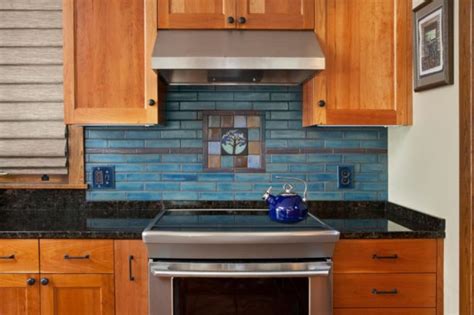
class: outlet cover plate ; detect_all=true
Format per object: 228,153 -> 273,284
337,165 -> 354,189
92,166 -> 115,189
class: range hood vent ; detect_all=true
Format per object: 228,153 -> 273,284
152,30 -> 325,86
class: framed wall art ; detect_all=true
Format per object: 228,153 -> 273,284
412,0 -> 432,10
413,0 -> 453,91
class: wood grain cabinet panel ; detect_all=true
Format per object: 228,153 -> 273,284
157,0 -> 312,29
333,239 -> 437,273
303,0 -> 412,126
334,274 -> 437,308
40,274 -> 114,315
334,309 -> 436,315
63,0 -> 161,125
114,240 -> 149,315
236,0 -> 314,29
0,240 -> 39,273
40,240 -> 113,274
0,273 -> 40,315
158,0 -> 236,29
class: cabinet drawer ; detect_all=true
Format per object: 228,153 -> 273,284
334,309 -> 436,315
334,274 -> 436,308
40,240 -> 113,273
0,239 -> 39,273
333,239 -> 437,273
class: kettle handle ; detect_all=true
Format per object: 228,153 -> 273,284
275,176 -> 308,202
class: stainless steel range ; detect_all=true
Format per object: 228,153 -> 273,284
143,209 -> 340,315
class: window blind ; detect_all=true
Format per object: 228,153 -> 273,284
0,0 -> 67,175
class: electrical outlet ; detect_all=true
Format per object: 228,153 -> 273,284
338,165 -> 354,189
92,166 -> 115,189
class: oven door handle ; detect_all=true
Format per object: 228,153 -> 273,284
150,261 -> 331,278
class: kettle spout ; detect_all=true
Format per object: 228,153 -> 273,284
262,186 -> 275,205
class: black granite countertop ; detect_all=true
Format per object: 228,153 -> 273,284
0,190 -> 445,239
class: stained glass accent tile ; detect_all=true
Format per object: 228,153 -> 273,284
247,116 -> 261,128
208,142 -> 221,155
209,116 -> 221,127
203,111 -> 265,172
248,128 -> 260,141
208,155 -> 221,168
221,156 -> 234,168
248,155 -> 261,168
235,156 -> 248,168
222,116 -> 234,128
248,142 -> 261,154
208,128 -> 221,140
234,116 -> 247,128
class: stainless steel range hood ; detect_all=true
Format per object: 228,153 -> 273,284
152,30 -> 325,85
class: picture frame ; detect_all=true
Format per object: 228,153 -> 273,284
412,0 -> 432,11
413,0 -> 453,91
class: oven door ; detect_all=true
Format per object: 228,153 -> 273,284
149,260 -> 333,315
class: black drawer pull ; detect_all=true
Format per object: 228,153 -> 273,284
129,255 -> 135,281
372,288 -> 398,295
0,254 -> 15,260
64,254 -> 90,260
372,254 -> 398,260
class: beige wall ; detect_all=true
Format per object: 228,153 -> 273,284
388,1 -> 459,314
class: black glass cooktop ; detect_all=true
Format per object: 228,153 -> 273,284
149,209 -> 333,232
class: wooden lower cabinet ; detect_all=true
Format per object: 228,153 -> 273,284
334,274 -> 436,308
334,309 -> 436,315
0,273 -> 40,315
332,239 -> 444,315
114,240 -> 148,315
40,274 -> 114,315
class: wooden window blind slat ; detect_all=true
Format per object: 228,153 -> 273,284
0,11 -> 62,29
0,29 -> 63,47
0,47 -> 63,65
0,157 -> 67,168
0,104 -> 63,121
0,0 -> 62,10
0,122 -> 66,139
0,168 -> 68,175
0,65 -> 63,84
0,140 -> 67,157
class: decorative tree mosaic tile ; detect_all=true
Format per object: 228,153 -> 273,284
203,111 -> 265,172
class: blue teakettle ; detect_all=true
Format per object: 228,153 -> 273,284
262,176 -> 308,223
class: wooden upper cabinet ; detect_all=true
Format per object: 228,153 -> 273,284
157,0 -> 313,29
236,0 -> 314,29
63,0 -> 161,125
158,0 -> 236,29
303,0 -> 412,126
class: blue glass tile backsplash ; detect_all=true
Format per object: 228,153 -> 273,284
85,86 -> 388,201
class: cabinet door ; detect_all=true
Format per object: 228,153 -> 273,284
236,0 -> 314,29
158,0 -> 236,29
114,240 -> 148,315
0,274 -> 40,315
63,0 -> 161,125
40,274 -> 114,315
303,0 -> 412,126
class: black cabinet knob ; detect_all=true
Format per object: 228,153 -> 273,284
26,278 -> 36,286
148,99 -> 156,106
227,16 -> 235,24
318,100 -> 326,107
40,278 -> 49,286
238,17 -> 246,24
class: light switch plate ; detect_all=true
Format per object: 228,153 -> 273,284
92,166 -> 115,189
